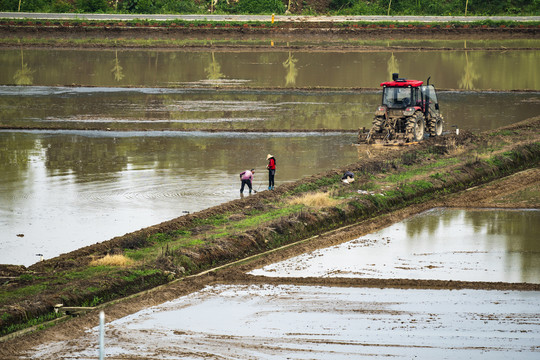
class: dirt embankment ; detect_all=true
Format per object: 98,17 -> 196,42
0,117 -> 539,355
0,22 -> 538,50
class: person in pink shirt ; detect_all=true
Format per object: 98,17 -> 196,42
240,169 -> 255,194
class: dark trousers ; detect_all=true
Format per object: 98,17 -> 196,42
268,169 -> 275,188
240,179 -> 252,193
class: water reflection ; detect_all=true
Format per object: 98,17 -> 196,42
205,52 -> 224,82
13,47 -> 34,86
464,210 -> 539,276
283,45 -> 298,86
250,208 -> 540,283
1,48 -> 538,90
111,49 -> 125,82
0,130 -> 359,266
459,41 -> 479,90
404,209 -> 540,283
387,46 -> 399,78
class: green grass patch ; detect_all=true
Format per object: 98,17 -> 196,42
358,181 -> 379,191
231,205 -> 304,230
121,269 -> 161,282
62,266 -> 115,281
125,235 -> 203,261
81,295 -> 104,307
175,237 -> 203,248
148,232 -> 171,243
0,311 -> 64,337
383,158 -> 459,183
125,246 -> 155,261
429,172 -> 447,181
192,214 -> 230,227
0,283 -> 48,303
490,129 -> 517,137
147,229 -> 192,244
367,194 -> 391,208
290,175 -> 341,194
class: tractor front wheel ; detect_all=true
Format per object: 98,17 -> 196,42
371,116 -> 385,133
406,112 -> 425,142
428,114 -> 444,136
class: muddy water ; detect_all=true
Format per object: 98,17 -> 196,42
1,42 -> 539,266
250,208 -> 540,284
27,284 -> 540,359
0,130 -> 358,266
1,87 -> 539,266
1,47 -> 539,90
1,86 -> 539,132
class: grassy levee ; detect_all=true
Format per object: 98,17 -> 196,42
1,116 -> 539,339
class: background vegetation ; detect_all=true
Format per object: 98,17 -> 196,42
0,0 -> 538,15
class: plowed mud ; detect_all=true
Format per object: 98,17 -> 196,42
1,162 -> 538,358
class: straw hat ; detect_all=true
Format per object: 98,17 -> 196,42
267,154 -> 273,160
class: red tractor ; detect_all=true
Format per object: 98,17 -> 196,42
360,73 -> 444,145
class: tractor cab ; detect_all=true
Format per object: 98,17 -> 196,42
380,74 -> 440,116
419,84 -> 441,115
381,77 -> 423,109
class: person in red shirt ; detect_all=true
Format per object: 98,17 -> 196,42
266,154 -> 276,190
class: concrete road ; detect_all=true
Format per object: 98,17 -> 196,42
1,12 -> 539,23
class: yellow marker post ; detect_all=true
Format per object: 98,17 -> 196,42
271,14 -> 275,24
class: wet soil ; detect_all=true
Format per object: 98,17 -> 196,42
1,118 -> 538,357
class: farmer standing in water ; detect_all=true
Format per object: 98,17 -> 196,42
266,154 -> 276,190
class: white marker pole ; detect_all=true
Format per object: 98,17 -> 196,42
99,311 -> 105,360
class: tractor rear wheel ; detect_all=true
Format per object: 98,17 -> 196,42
406,112 -> 425,142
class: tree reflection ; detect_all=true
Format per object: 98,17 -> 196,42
0,133 -> 37,208
405,208 -> 461,238
13,47 -> 34,85
459,41 -> 479,90
283,49 -> 298,86
111,49 -> 125,82
464,210 -> 540,281
205,52 -> 224,82
44,136 -> 127,181
387,51 -> 399,78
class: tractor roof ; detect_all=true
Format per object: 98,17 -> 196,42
381,79 -> 423,87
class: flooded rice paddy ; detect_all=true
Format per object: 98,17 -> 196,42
1,47 -> 539,90
250,208 -> 540,284
27,285 -> 540,359
0,130 -> 358,266
1,86 -> 539,132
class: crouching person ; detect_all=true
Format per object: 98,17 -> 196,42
240,169 -> 255,195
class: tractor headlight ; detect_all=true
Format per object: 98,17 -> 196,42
375,106 -> 386,116
403,107 -> 415,116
